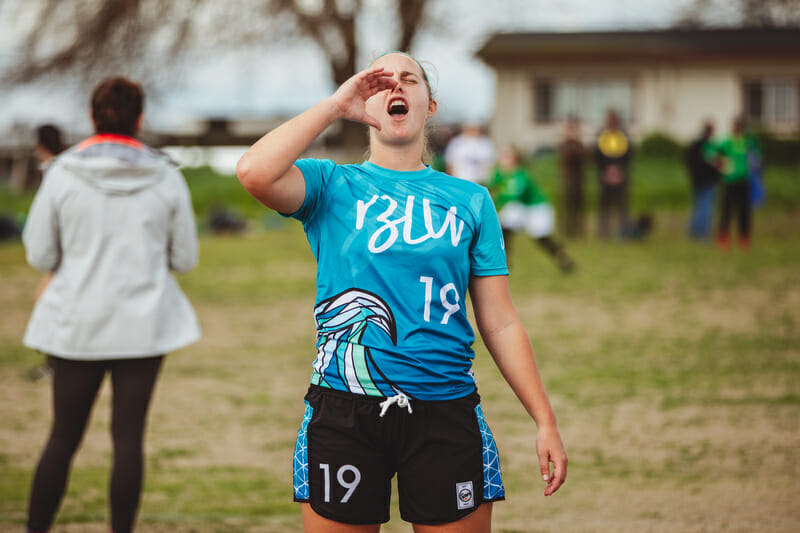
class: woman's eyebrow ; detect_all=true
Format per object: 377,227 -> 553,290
399,71 -> 418,79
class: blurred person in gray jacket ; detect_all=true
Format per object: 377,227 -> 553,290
23,77 -> 200,533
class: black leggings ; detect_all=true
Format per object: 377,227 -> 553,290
502,229 -> 574,272
27,355 -> 163,533
718,180 -> 751,239
597,183 -> 629,240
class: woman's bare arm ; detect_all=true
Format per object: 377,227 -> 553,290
236,67 -> 396,213
469,274 -> 568,496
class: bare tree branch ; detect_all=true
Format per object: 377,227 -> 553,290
675,0 -> 800,28
4,0 -> 435,85
10,0 -> 146,83
1,0 -> 436,144
398,0 -> 428,51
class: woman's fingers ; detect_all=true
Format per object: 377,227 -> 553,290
361,68 -> 397,96
537,427 -> 568,497
330,67 -> 397,127
541,449 -> 568,496
329,65 -> 398,126
543,461 -> 566,496
361,112 -> 381,130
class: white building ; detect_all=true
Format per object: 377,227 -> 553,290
476,28 -> 800,151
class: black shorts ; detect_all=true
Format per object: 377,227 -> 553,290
293,385 -> 505,525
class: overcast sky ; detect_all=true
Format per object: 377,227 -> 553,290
0,0 -> 694,136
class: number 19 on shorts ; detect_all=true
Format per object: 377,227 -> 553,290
320,463 -> 362,503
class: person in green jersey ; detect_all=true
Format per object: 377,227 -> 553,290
710,117 -> 760,250
488,147 -> 575,272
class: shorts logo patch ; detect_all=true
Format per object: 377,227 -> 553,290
456,481 -> 475,510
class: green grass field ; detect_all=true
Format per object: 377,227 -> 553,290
1,157 -> 799,532
3,153 -> 799,228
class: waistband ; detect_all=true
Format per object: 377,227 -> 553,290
304,384 -> 479,406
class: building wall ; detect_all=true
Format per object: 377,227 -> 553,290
487,58 -> 800,154
491,66 -> 534,151
490,61 -> 647,153
638,64 -> 738,141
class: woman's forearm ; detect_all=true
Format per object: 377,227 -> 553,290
236,66 -> 395,212
482,320 -> 558,428
236,97 -> 341,210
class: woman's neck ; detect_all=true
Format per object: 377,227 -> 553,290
368,140 -> 426,172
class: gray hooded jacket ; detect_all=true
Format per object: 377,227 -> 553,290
23,135 -> 201,359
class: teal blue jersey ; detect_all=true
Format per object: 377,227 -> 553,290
289,159 -> 508,400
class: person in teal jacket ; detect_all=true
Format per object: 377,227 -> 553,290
710,117 -> 760,250
488,147 -> 575,272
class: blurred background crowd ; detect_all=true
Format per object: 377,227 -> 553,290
2,1 -> 799,250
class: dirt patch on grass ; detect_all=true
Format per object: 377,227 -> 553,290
515,283 -> 798,348
2,235 -> 799,532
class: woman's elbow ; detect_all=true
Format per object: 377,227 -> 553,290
236,154 -> 278,200
26,250 -> 59,273
236,155 -> 255,189
170,248 -> 199,273
171,257 -> 197,273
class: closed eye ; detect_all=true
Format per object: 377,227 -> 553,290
400,71 -> 419,84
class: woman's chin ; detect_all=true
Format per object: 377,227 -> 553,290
376,123 -> 420,144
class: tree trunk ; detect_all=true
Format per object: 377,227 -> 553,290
329,59 -> 369,152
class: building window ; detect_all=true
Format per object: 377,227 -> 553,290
743,81 -> 763,122
533,80 -> 554,123
743,78 -> 799,129
532,78 -> 634,125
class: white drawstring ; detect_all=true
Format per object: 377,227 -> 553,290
379,393 -> 413,417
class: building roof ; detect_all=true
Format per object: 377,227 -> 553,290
477,27 -> 800,64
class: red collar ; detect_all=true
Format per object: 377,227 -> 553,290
75,134 -> 144,152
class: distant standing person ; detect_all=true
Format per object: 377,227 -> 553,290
445,123 -> 496,184
26,124 -> 66,381
594,109 -> 632,240
712,117 -> 760,251
32,124 -> 65,301
684,121 -> 720,241
35,124 -> 64,167
489,146 -> 575,273
23,77 -> 201,533
558,117 -> 587,238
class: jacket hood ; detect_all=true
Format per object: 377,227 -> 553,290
57,135 -> 176,195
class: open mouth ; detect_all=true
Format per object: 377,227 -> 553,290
388,98 -> 409,117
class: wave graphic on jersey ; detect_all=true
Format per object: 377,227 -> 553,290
312,288 -> 405,397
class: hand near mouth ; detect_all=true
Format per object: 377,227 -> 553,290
331,66 -> 398,130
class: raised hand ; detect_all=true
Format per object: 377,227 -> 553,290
237,66 -> 396,214
330,67 -> 397,130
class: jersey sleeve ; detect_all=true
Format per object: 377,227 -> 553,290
470,187 -> 509,277
286,158 -> 337,224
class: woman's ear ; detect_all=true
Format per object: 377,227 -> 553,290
135,114 -> 143,135
427,99 -> 438,118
